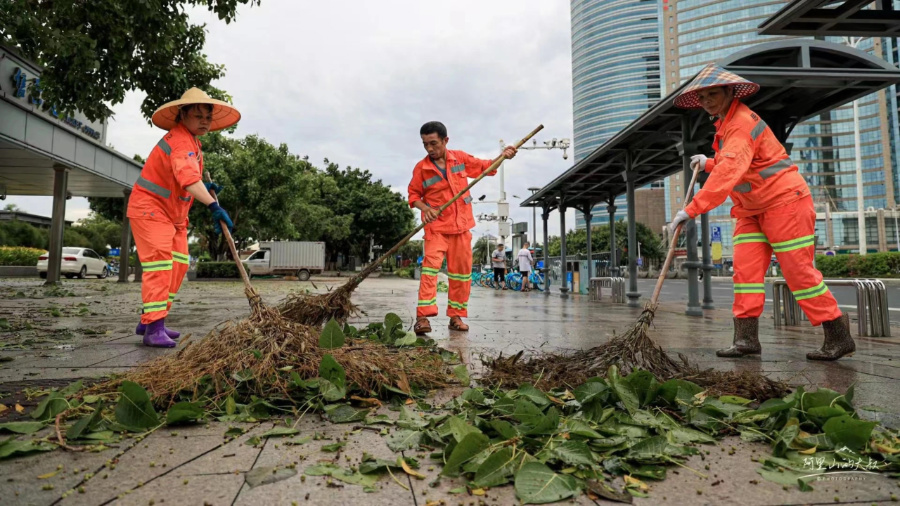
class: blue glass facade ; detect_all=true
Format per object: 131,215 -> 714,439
571,0 -> 661,162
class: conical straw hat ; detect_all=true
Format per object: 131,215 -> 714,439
151,87 -> 241,131
674,64 -> 760,109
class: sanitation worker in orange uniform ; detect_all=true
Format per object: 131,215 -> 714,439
127,88 -> 240,348
669,64 -> 854,361
409,121 -> 517,334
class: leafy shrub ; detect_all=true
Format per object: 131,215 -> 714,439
816,252 -> 900,278
196,261 -> 249,278
396,266 -> 415,279
0,246 -> 46,266
0,220 -> 48,248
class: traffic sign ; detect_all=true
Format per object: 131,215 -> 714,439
109,248 -> 120,257
825,251 -> 836,256
711,225 -> 722,242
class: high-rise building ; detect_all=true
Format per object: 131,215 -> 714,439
571,0 -> 664,227
661,0 -> 900,255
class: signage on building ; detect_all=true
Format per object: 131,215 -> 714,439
1,47 -> 105,142
513,222 -> 528,234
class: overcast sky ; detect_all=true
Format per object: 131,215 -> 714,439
8,0 -> 577,244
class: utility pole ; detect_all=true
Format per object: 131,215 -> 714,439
528,187 -> 541,246
845,36 -> 868,255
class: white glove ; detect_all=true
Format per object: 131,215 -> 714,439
668,210 -> 691,237
690,154 -> 708,171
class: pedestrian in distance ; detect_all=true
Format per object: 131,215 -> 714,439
517,242 -> 534,291
409,121 -> 517,334
127,88 -> 239,348
669,64 -> 853,361
492,243 -> 508,290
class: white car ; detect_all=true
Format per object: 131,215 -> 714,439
36,247 -> 111,279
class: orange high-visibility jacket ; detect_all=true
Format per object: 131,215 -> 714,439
408,150 -> 495,237
127,124 -> 203,225
684,100 -> 810,219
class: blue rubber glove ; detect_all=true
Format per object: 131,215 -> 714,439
208,202 -> 233,235
203,182 -> 224,195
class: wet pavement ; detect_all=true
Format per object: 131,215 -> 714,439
0,275 -> 898,505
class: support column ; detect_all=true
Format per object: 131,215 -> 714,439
542,207 -> 550,294
700,212 -> 715,309
624,163 -> 640,307
45,165 -> 69,286
607,201 -> 618,276
584,206 -> 594,281
559,203 -> 569,297
118,189 -> 133,283
681,116 -> 703,316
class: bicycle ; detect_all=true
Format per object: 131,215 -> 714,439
505,271 -> 523,291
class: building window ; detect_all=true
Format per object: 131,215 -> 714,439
676,197 -> 682,204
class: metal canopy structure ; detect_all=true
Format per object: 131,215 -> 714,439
522,39 -> 900,310
523,39 -> 900,213
759,0 -> 900,37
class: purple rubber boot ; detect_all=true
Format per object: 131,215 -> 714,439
135,322 -> 181,339
142,319 -> 176,348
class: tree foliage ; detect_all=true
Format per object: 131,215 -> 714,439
0,0 -> 259,122
547,222 -> 664,264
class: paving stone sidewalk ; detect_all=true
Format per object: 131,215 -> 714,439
0,276 -> 898,505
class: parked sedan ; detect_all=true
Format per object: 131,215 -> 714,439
36,248 -> 110,279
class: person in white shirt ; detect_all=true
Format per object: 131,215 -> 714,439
490,243 -> 508,290
517,242 -> 534,291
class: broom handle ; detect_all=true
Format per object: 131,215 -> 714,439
203,173 -> 255,293
649,164 -> 701,305
356,124 -> 544,277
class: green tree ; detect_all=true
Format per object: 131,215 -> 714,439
319,162 -> 416,264
72,213 -> 122,255
546,221 -> 664,265
3,203 -> 21,212
0,0 -> 259,122
472,237 -> 497,267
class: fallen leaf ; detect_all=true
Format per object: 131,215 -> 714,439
396,372 -> 411,395
470,488 -> 485,496
624,475 -> 649,491
874,443 -> 899,455
400,458 -> 426,480
0,404 -> 7,414
37,470 -> 59,479
350,396 -> 382,408
405,399 -> 415,405
798,446 -> 817,455
426,502 -> 442,506
15,404 -> 24,414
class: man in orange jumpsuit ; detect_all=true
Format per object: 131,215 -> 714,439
127,88 -> 240,347
669,64 -> 854,361
409,121 -> 517,334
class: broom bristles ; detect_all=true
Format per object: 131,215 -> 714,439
485,303 -> 790,401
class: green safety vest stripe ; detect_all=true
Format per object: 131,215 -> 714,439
793,281 -> 829,301
771,234 -> 816,252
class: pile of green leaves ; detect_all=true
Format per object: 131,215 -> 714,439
368,367 -> 899,503
343,313 -> 436,348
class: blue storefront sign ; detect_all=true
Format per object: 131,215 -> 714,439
109,248 -> 120,257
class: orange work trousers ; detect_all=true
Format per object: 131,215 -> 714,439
131,218 -> 190,324
417,231 -> 472,318
732,196 -> 841,326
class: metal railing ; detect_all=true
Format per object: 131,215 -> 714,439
772,278 -> 891,337
589,277 -> 626,303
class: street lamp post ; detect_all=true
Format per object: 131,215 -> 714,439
845,36 -> 868,255
528,187 -> 541,246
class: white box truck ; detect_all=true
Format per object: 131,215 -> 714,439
245,241 -> 325,281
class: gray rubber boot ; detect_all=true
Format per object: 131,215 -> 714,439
716,317 -> 761,357
807,313 -> 855,361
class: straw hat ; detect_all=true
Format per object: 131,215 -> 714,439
151,87 -> 241,131
674,64 -> 760,109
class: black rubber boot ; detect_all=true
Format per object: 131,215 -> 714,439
716,317 -> 761,357
807,313 -> 855,361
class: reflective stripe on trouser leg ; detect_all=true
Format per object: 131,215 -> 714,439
168,227 -> 189,310
417,232 -> 448,318
732,218 -> 772,319
761,196 -> 841,326
130,218 -> 177,324
446,231 -> 472,318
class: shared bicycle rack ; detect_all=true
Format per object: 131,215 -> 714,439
589,277 -> 626,304
772,278 -> 891,337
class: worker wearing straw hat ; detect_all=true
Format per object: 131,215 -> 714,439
127,88 -> 240,348
409,121 -> 517,334
669,64 -> 854,361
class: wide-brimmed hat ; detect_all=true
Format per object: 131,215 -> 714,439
674,64 -> 760,109
151,87 -> 241,131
